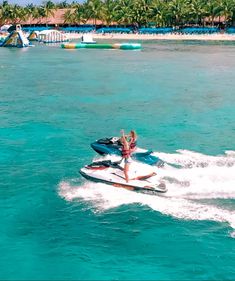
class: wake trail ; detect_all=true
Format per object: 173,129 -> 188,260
59,149 -> 235,235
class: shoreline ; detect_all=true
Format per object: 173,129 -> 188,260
67,33 -> 235,42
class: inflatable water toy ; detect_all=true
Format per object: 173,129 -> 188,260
61,42 -> 141,50
81,34 -> 96,44
38,30 -> 69,43
0,24 -> 31,47
28,31 -> 39,41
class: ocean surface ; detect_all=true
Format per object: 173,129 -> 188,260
0,40 -> 235,280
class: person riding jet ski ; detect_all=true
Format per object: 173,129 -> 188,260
90,131 -> 164,167
120,129 -> 133,182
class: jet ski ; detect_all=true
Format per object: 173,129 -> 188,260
91,137 -> 164,166
79,160 -> 167,195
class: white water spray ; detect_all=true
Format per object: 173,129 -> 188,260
59,150 -> 235,235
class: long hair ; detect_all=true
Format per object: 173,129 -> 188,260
130,130 -> 137,140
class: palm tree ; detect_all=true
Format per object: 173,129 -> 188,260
39,1 -> 56,25
220,0 -> 235,26
205,0 -> 222,26
0,10 -> 3,26
168,0 -> 190,27
37,6 -> 47,24
43,1 -> 56,18
187,0 -> 207,25
101,0 -> 116,26
1,0 -> 11,24
83,0 -> 103,26
17,5 -> 29,24
70,1 -> 80,8
29,6 -> 41,24
3,4 -> 22,24
57,1 -> 69,9
63,9 -> 76,25
131,0 -> 152,27
115,0 -> 134,25
1,0 -> 235,29
75,5 -> 88,24
0,3 -> 3,25
150,0 -> 170,27
25,3 -> 35,25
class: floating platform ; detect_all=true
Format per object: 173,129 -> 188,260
61,43 -> 141,50
38,30 -> 69,43
81,34 -> 96,44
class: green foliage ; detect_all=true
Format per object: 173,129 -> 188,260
0,0 -> 234,27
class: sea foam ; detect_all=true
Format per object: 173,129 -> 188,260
59,150 -> 235,235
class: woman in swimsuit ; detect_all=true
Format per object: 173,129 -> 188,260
129,130 -> 137,152
120,130 -> 131,182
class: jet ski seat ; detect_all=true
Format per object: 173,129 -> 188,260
97,137 -> 121,145
86,160 -> 123,170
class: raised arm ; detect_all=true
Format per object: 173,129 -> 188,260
120,129 -> 129,147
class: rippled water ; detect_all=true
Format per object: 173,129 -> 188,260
0,40 -> 235,280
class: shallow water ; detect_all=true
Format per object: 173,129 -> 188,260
0,40 -> 235,280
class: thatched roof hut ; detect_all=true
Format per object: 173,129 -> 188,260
21,8 -> 103,26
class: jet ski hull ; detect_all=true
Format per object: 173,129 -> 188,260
79,166 -> 167,195
91,138 -> 164,166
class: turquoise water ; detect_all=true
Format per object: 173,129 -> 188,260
0,41 -> 235,280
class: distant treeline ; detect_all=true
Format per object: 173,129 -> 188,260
0,0 -> 235,27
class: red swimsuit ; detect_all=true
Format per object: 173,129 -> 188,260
121,146 -> 131,158
130,140 -> 137,151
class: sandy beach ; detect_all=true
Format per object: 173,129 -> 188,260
67,32 -> 235,41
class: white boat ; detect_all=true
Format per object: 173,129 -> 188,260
81,34 -> 96,44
